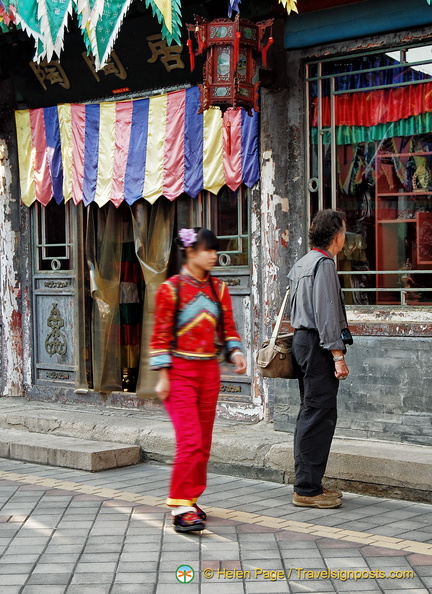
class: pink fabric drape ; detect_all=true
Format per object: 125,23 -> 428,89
29,109 -> 52,206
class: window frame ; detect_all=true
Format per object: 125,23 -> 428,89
193,185 -> 251,269
34,200 -> 73,272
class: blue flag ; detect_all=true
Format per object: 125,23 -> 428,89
228,0 -> 241,18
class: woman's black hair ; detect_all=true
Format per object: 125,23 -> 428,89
176,227 -> 219,251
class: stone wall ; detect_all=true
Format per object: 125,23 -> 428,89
274,337 -> 432,445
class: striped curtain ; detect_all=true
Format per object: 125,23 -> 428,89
14,86 -> 260,208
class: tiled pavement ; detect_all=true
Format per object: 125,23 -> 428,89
0,458 -> 431,594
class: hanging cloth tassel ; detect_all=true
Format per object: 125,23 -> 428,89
261,36 -> 274,69
226,119 -> 232,155
233,31 -> 241,72
197,25 -> 206,54
187,35 -> 195,72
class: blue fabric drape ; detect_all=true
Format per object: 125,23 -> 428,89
184,86 -> 204,198
44,105 -> 64,205
82,104 -> 100,206
241,109 -> 260,188
124,99 -> 150,205
310,54 -> 430,98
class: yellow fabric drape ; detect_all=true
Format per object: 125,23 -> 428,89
130,198 -> 175,398
15,110 -> 35,207
95,103 -> 116,207
203,108 -> 225,195
57,104 -> 73,203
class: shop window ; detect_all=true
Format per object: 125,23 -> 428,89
307,44 -> 432,306
84,199 -> 174,395
195,186 -> 250,267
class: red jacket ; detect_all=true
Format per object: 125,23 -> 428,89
150,267 -> 242,369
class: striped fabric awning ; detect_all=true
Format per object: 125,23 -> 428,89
14,86 -> 260,208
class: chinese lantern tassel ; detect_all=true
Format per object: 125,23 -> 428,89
226,120 -> 232,155
261,36 -> 274,68
197,26 -> 206,54
234,31 -> 241,69
186,38 -> 195,72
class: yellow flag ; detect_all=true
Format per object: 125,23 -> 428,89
278,0 -> 299,15
152,0 -> 172,34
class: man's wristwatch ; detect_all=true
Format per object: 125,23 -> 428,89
333,355 -> 344,362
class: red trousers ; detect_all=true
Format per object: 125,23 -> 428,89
164,356 -> 220,507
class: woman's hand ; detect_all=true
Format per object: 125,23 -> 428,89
232,352 -> 247,375
155,369 -> 170,400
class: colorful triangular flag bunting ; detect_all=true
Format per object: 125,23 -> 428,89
36,0 -> 74,61
85,0 -> 133,70
3,0 -> 184,70
278,0 -> 298,15
228,0 -> 241,18
144,0 -> 182,46
9,0 -> 43,56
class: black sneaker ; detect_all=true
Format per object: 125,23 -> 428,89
173,511 -> 205,533
194,504 -> 207,521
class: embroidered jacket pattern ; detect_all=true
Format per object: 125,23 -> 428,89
150,268 -> 242,369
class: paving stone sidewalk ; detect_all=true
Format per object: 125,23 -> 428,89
0,458 -> 431,594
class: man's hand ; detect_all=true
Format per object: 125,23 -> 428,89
332,350 -> 349,381
334,359 -> 349,381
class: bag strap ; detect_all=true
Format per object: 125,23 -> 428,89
172,274 -> 181,350
270,287 -> 290,341
314,255 -> 349,328
208,275 -> 224,339
172,272 -> 223,349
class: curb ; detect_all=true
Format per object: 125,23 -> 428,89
0,397 -> 430,502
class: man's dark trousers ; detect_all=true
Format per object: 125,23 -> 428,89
292,329 -> 339,497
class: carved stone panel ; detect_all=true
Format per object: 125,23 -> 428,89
33,293 -> 75,381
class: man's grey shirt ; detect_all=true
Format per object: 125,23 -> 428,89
288,249 -> 346,351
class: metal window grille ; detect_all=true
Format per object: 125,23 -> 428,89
195,186 -> 250,267
34,201 -> 72,272
307,43 -> 432,306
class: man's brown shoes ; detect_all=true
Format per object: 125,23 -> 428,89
322,486 -> 343,498
293,492 -> 342,509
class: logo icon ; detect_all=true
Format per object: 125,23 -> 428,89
176,564 -> 194,583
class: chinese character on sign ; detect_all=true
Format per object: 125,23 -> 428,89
82,51 -> 128,82
29,59 -> 71,91
147,34 -> 185,72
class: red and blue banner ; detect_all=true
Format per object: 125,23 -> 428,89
311,53 -> 432,145
15,86 -> 260,207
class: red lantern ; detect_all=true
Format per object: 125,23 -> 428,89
186,14 -> 273,113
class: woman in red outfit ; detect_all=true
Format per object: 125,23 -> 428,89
150,227 -> 247,533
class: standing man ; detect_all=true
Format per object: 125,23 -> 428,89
288,209 -> 352,509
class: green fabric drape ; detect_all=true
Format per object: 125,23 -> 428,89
312,112 -> 432,145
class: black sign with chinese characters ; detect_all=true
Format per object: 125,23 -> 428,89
0,5 -> 206,108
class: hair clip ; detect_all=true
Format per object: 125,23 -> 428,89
178,228 -> 198,247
